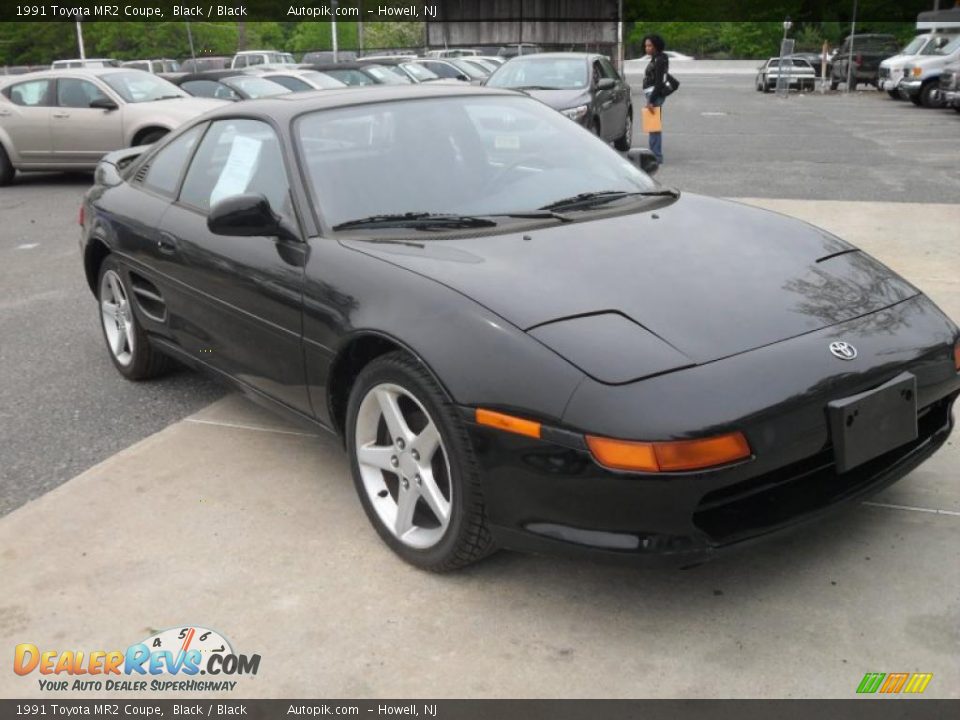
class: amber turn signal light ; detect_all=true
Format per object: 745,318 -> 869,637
586,432 -> 751,473
954,341 -> 960,372
476,408 -> 542,439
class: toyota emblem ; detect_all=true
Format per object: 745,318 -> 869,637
829,341 -> 857,360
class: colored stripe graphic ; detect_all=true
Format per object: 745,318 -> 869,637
857,673 -> 886,694
903,673 -> 933,694
879,673 -> 909,693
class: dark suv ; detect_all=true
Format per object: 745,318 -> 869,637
830,34 -> 900,90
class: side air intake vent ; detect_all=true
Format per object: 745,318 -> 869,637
128,272 -> 166,323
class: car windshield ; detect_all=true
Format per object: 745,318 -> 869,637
401,63 -> 440,81
364,65 -> 410,84
100,71 -> 186,102
301,71 -> 347,88
224,76 -> 291,98
448,60 -> 487,79
486,58 -> 588,90
296,96 -> 658,231
325,69 -> 376,86
902,36 -> 926,55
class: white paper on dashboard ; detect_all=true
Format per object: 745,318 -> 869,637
209,135 -> 262,207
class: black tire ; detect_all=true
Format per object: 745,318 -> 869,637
887,90 -> 900,100
830,79 -> 839,91
592,117 -> 602,138
919,82 -> 944,109
97,255 -> 172,380
848,78 -> 857,91
346,351 -> 495,571
909,93 -> 923,107
762,82 -> 772,94
954,106 -> 960,114
613,109 -> 632,151
0,143 -> 14,186
135,129 -> 167,146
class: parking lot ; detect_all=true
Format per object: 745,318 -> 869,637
2,68 -> 959,698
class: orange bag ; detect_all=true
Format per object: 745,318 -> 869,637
641,107 -> 662,133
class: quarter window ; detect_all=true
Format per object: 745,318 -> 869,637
3,79 -> 53,106
179,119 -> 291,218
140,124 -> 205,197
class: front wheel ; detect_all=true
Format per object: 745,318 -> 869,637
613,110 -> 632,151
887,90 -> 900,100
97,256 -> 171,380
0,143 -> 14,186
920,82 -> 944,108
346,352 -> 495,571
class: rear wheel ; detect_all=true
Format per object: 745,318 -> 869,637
887,90 -> 900,100
346,352 -> 495,571
613,109 -> 632,151
97,256 -> 171,380
0,144 -> 14,186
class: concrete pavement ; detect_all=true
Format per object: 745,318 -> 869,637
2,199 -> 958,699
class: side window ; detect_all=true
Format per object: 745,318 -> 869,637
248,55 -> 264,66
140,124 -> 205,197
599,57 -> 619,80
591,61 -> 604,86
179,119 -> 292,219
57,78 -> 109,108
3,79 -> 52,107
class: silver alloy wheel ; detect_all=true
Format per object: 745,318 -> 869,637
100,269 -> 135,366
355,383 -> 453,549
623,112 -> 632,144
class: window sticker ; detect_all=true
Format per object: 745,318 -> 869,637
209,135 -> 262,207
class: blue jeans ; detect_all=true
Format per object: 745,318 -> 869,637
647,97 -> 664,163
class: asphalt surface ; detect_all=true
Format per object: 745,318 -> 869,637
1,71 -> 958,516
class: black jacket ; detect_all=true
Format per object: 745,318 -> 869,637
642,52 -> 670,105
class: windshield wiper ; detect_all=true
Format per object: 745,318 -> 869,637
514,85 -> 565,91
492,211 -> 573,223
539,188 -> 678,212
332,213 -> 498,231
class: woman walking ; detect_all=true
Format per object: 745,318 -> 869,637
642,34 -> 669,164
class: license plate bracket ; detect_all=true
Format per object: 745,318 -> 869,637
828,372 -> 918,474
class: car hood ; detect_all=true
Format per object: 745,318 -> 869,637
520,88 -> 590,111
910,53 -> 958,70
341,193 -> 918,370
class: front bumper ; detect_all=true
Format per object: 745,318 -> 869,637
898,79 -> 923,98
469,295 -> 960,566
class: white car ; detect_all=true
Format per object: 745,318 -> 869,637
879,33 -> 953,98
51,58 -> 120,69
253,69 -> 347,92
230,51 -> 296,69
755,57 -> 817,93
0,69 -> 224,184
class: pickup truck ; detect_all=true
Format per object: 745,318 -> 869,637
830,34 -> 900,90
879,33 -> 953,99
899,34 -> 960,108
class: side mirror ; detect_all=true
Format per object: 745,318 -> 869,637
627,148 -> 659,176
597,77 -> 615,90
457,73 -> 469,81
90,97 -> 118,111
207,193 -> 299,242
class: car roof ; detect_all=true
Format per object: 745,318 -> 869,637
303,62 -> 373,71
3,67 -> 148,80
174,70 -> 254,82
197,84 -> 520,121
501,52 -> 598,61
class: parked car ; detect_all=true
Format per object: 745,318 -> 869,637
0,69 -> 223,184
830,34 -> 900,90
1,65 -> 48,75
898,34 -> 960,108
51,58 -> 120,69
788,51 -> 831,78
122,59 -> 181,74
172,71 -> 292,101
476,56 -> 506,67
424,49 -> 479,58
358,58 -> 462,85
253,69 -> 347,92
755,57 -> 817,93
301,50 -> 358,65
879,33 -> 953,98
231,50 -> 296,69
940,59 -> 960,110
485,52 -> 633,149
302,62 -> 402,86
79,85 -> 960,571
497,44 -> 541,58
180,56 -> 231,73
461,58 -> 499,76
416,58 -> 488,84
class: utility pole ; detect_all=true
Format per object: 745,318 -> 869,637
845,0 -> 858,92
331,0 -> 338,62
185,22 -> 197,63
75,20 -> 86,59
617,0 -> 623,74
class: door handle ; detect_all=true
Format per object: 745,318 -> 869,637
0,109 -> 11,117
52,112 -> 70,119
157,234 -> 178,256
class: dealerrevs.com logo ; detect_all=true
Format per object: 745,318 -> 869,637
14,626 -> 260,692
